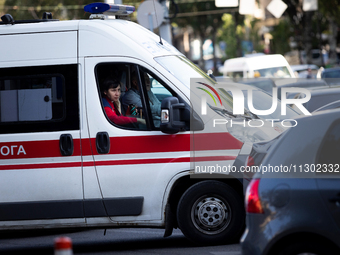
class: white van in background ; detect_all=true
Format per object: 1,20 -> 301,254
220,53 -> 295,79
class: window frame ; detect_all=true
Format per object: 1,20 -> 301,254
95,62 -> 178,131
0,64 -> 79,134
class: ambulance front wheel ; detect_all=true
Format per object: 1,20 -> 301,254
176,180 -> 245,245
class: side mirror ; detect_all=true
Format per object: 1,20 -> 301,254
160,97 -> 186,134
160,97 -> 204,134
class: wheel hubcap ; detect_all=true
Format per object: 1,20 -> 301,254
198,200 -> 225,228
191,196 -> 231,235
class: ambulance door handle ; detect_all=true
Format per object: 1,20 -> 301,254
96,132 -> 110,154
59,134 -> 74,156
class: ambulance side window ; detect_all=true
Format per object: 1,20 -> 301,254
96,63 -> 175,131
140,70 -> 173,129
96,63 -> 148,130
0,65 -> 79,134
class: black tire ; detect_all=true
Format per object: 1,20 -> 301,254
276,241 -> 339,255
176,180 -> 245,245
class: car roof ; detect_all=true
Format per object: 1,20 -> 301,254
223,54 -> 290,71
274,78 -> 328,87
290,64 -> 319,71
322,67 -> 340,72
0,19 -> 79,34
0,18 -> 183,62
284,107 -> 340,136
313,99 -> 340,112
308,86 -> 340,95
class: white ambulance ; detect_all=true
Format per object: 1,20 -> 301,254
0,3 -> 252,245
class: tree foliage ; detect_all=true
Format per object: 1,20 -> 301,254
218,14 -> 264,60
282,0 -> 340,65
249,18 -> 264,53
173,1 -> 229,70
318,0 -> 340,24
270,18 -> 293,55
217,14 -> 238,59
174,0 -> 225,37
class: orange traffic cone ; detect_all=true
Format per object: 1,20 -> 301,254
54,236 -> 73,255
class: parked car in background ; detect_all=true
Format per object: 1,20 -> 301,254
241,108 -> 340,255
274,78 -> 329,99
234,78 -> 276,94
318,67 -> 340,78
292,86 -> 340,112
300,49 -> 327,66
317,67 -> 340,86
219,74 -> 329,101
290,64 -> 319,78
232,78 -> 328,99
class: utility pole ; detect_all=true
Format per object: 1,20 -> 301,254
159,0 -> 172,45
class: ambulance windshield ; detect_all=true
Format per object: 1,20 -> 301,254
155,55 -> 215,88
155,56 -> 301,121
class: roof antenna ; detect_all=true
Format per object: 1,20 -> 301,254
152,0 -> 163,45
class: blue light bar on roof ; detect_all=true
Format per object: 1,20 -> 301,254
84,2 -> 135,15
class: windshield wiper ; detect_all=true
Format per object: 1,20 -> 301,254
244,109 -> 260,119
208,105 -> 236,118
208,104 -> 260,120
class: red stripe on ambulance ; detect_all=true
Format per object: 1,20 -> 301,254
0,140 -> 82,159
0,133 -> 242,159
0,155 -> 236,170
90,133 -> 242,155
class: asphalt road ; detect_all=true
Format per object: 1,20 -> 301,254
0,228 -> 241,255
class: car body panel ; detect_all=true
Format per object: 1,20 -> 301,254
241,109 -> 340,255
